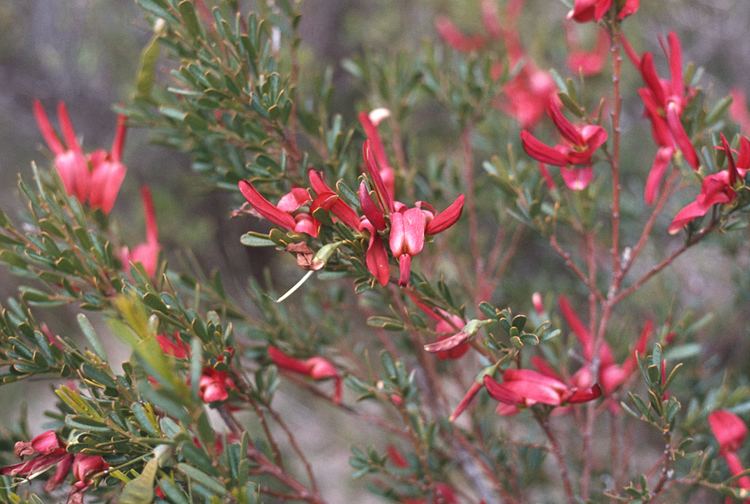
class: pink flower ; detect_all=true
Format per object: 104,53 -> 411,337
358,111 -> 395,201
238,180 -> 319,237
566,27 -> 609,76
119,186 -> 161,278
70,454 -> 109,493
668,134 -> 747,234
709,410 -> 750,493
157,332 -> 190,359
198,368 -> 236,403
500,65 -> 557,129
567,0 -> 639,23
449,381 -> 484,422
637,32 -> 700,176
435,16 -> 488,52
521,98 -> 607,190
483,368 -> 601,415
559,296 -> 653,396
0,431 -> 71,489
361,139 -> 464,286
730,89 -> 750,133
410,295 -> 470,360
33,101 -> 127,214
268,345 -> 343,404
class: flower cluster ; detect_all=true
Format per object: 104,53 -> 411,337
0,430 -> 108,503
520,97 -> 608,190
33,101 -> 128,215
238,109 -> 464,287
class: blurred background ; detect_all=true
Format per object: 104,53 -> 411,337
1,0 -> 750,500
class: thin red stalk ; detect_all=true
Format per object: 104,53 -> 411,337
612,222 -> 716,305
550,234 -> 604,302
533,410 -> 576,504
267,405 -> 320,493
616,168 -> 680,287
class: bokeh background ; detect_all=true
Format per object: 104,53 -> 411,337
1,0 -> 750,501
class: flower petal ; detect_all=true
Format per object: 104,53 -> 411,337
520,130 -> 569,166
561,165 -> 593,191
238,180 -> 297,230
426,194 -> 464,235
666,102 -> 700,170
667,200 -> 709,234
32,100 -> 64,155
709,410 -> 748,453
644,146 -> 674,204
366,233 -> 390,286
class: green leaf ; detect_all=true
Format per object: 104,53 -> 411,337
119,457 -> 158,504
367,316 -> 404,331
77,314 -> 108,360
240,232 -> 276,247
176,463 -> 227,496
177,1 -> 202,38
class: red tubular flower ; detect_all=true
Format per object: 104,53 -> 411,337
411,296 -> 469,360
434,16 -> 487,52
0,431 -> 70,484
268,346 -> 343,404
568,0 -> 638,23
87,114 -> 128,214
668,134 -> 747,234
709,410 -> 750,493
308,169 -> 362,230
33,101 -> 128,214
567,27 -> 609,77
500,65 -> 557,129
731,88 -> 750,133
359,111 -> 395,202
238,179 -> 319,237
157,332 -> 190,359
119,186 -> 161,278
388,197 -> 465,286
560,296 -> 653,396
520,98 -> 607,190
71,454 -> 109,492
483,369 -> 601,415
33,100 -> 87,201
198,368 -> 236,403
637,33 -> 700,172
644,146 -> 675,205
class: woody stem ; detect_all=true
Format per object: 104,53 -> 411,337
533,410 -> 575,504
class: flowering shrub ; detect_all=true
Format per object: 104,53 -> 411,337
2,0 -> 750,503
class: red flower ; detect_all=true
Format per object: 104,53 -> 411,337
156,332 -> 190,359
410,296 -> 469,360
361,138 -> 464,286
0,431 -> 71,489
566,26 -> 609,76
559,295 -> 653,396
709,410 -> 750,493
636,32 -> 700,189
119,186 -> 161,278
198,368 -> 236,403
435,16 -> 487,53
238,180 -> 319,237
567,0 -> 639,23
268,346 -> 343,404
521,98 -> 607,190
483,368 -> 601,415
33,101 -> 128,214
668,134 -> 747,234
730,88 -> 750,133
358,110 -> 395,201
70,454 -> 109,493
500,64 -> 557,130
308,169 -> 361,230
